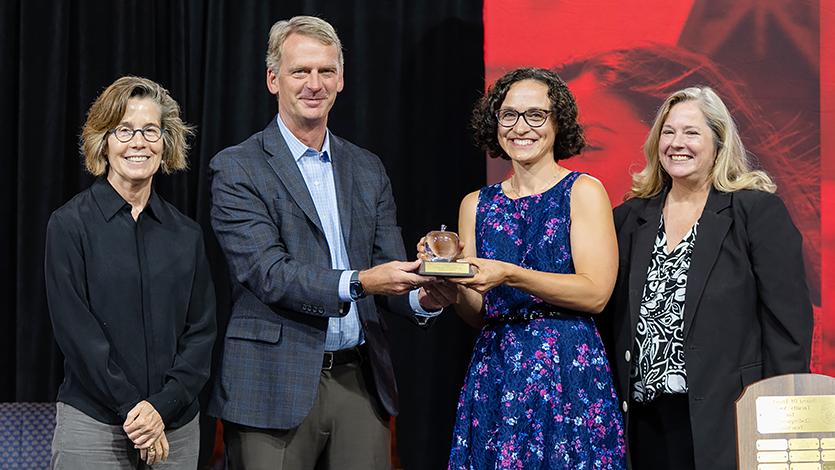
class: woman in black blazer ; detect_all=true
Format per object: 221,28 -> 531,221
607,86 -> 813,469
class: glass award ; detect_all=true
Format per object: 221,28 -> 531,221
418,225 -> 474,277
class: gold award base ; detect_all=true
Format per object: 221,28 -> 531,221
419,260 -> 474,277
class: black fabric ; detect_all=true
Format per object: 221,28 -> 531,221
629,394 -> 696,470
45,178 -> 216,428
610,188 -> 812,470
2,1 -> 484,468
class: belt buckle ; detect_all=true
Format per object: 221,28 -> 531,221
322,351 -> 334,370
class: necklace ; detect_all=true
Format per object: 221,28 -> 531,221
507,168 -> 564,198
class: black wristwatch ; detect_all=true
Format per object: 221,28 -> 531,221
349,271 -> 366,300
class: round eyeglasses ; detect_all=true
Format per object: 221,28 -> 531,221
496,108 -> 551,128
110,125 -> 164,143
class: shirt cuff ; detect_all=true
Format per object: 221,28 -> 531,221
338,270 -> 356,302
410,289 -> 443,317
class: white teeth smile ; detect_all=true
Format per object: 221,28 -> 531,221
126,156 -> 149,162
513,139 -> 534,146
670,155 -> 691,161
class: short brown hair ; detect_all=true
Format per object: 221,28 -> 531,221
81,76 -> 194,176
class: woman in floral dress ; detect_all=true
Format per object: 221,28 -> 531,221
446,68 -> 625,469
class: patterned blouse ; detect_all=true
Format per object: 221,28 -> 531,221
631,215 -> 699,403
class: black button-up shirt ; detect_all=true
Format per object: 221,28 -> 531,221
45,178 -> 216,428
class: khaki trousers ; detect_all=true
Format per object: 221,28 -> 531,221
223,359 -> 391,470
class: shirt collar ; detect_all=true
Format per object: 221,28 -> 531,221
91,177 -> 164,223
276,114 -> 331,162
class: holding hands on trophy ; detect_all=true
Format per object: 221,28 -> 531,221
418,225 -> 474,277
417,225 -> 514,296
413,226 -> 469,310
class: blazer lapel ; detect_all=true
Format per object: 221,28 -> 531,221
330,135 -> 353,247
682,188 -> 732,340
628,193 -> 664,336
262,117 -> 325,235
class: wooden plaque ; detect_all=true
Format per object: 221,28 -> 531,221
736,374 -> 835,470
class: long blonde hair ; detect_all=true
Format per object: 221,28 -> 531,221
632,86 -> 775,198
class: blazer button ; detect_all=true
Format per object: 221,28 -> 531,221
622,401 -> 629,413
625,350 -> 631,362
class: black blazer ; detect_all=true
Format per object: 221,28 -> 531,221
605,187 -> 812,469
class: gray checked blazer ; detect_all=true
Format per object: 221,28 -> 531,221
207,117 -> 416,429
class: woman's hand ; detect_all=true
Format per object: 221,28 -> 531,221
123,400 -> 164,449
140,431 -> 169,466
449,257 -> 513,294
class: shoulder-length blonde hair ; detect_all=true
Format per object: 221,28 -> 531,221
81,76 -> 194,176
632,86 -> 775,198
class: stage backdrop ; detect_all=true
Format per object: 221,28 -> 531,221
1,1 -> 484,468
484,0 -> 834,374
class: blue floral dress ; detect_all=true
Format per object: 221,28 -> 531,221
448,172 -> 626,469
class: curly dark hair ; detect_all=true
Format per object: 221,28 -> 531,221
472,67 -> 585,160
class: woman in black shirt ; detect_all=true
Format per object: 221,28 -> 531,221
45,76 -> 216,469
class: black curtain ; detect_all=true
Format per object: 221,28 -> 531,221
1,1 -> 484,469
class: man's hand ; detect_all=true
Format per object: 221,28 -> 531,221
418,280 -> 458,311
358,260 -> 435,296
123,400 -> 164,449
140,431 -> 169,466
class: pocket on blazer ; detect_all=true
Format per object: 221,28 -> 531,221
740,362 -> 763,388
226,317 -> 282,344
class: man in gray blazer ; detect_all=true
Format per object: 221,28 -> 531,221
208,15 -> 456,470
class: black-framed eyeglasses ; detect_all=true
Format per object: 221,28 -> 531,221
496,108 -> 551,128
110,125 -> 164,143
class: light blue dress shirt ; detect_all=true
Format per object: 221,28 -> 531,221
276,115 -> 439,351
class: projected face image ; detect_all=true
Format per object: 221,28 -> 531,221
567,71 -> 648,202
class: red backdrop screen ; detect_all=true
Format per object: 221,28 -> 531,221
484,0 -> 834,374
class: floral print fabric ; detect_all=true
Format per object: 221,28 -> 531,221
448,173 -> 626,469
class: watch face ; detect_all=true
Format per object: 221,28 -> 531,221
350,281 -> 365,299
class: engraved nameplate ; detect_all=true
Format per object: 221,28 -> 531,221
791,439 -> 822,450
757,396 -> 835,434
758,465 -> 789,470
790,463 -> 822,470
759,452 -> 789,463
789,450 -> 821,462
759,440 -> 790,451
